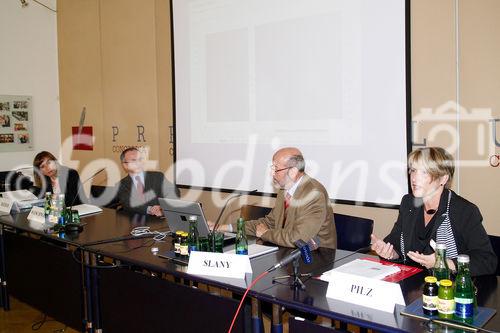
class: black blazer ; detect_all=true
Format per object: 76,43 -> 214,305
35,166 -> 86,207
384,190 -> 497,276
117,171 -> 180,215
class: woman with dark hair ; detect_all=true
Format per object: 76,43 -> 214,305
33,151 -> 86,206
371,147 -> 496,276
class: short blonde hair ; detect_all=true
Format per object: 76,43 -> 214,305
408,147 -> 454,188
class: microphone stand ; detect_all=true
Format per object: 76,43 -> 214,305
209,189 -> 257,251
68,167 -> 105,210
272,257 -> 310,290
64,168 -> 105,228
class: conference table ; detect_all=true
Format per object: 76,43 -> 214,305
0,209 -> 168,331
1,208 -> 499,333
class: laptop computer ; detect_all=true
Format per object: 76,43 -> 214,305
158,197 -> 235,241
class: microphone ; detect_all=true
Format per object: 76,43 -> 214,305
68,167 -> 106,209
61,167 -> 106,233
267,236 -> 320,272
212,189 -> 258,233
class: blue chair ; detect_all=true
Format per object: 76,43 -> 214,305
334,213 -> 374,252
240,204 -> 272,221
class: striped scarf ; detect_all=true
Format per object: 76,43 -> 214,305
400,190 -> 458,262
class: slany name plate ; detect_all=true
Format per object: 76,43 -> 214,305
187,251 -> 252,288
0,197 -> 13,214
27,206 -> 45,224
326,271 -> 405,313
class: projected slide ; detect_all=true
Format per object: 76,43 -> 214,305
172,0 -> 409,206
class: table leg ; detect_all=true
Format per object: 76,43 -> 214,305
82,250 -> 93,332
251,297 -> 264,333
0,226 -> 10,310
271,303 -> 283,333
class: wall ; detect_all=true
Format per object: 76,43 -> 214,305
0,0 -> 60,171
57,0 -> 175,191
57,0 -> 500,236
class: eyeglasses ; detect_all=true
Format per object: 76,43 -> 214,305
123,158 -> 143,164
270,165 -> 292,173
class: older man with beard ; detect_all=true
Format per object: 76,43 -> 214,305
216,147 -> 336,248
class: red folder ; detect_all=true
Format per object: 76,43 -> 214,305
361,257 -> 423,282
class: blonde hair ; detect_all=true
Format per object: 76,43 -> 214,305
408,147 -> 454,188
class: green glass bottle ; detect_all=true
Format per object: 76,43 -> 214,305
235,218 -> 248,255
44,192 -> 52,222
187,215 -> 199,254
433,243 -> 450,283
56,193 -> 66,226
454,254 -> 474,323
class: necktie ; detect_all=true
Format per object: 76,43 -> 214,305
284,193 -> 291,210
135,176 -> 145,200
283,193 -> 291,227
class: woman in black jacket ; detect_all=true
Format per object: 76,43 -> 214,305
371,147 -> 496,276
33,151 -> 86,207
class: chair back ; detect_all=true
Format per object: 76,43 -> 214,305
488,235 -> 500,276
0,170 -> 33,192
240,204 -> 272,221
90,185 -> 120,209
334,213 -> 374,251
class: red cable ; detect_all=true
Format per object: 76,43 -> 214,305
227,270 -> 269,333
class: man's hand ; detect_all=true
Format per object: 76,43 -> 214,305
148,205 -> 163,217
255,223 -> 269,238
207,221 -> 228,232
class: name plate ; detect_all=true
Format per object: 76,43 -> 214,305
0,197 -> 13,214
326,271 -> 405,313
27,206 -> 46,224
187,251 -> 252,288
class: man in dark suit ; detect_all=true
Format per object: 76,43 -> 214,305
117,147 -> 180,216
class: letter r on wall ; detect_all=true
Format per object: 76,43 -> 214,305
137,125 -> 146,142
112,126 -> 119,142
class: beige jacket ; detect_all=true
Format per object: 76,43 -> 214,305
241,174 -> 336,249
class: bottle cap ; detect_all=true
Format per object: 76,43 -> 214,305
424,276 -> 437,283
188,215 -> 198,221
182,232 -> 189,237
436,243 -> 447,250
457,254 -> 470,263
440,279 -> 452,287
175,230 -> 184,236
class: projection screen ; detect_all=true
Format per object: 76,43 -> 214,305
171,0 -> 410,206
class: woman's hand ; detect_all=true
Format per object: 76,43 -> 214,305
370,234 -> 398,260
407,251 -> 435,269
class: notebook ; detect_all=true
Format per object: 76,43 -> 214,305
72,204 -> 103,216
225,243 -> 279,259
158,197 -> 235,241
